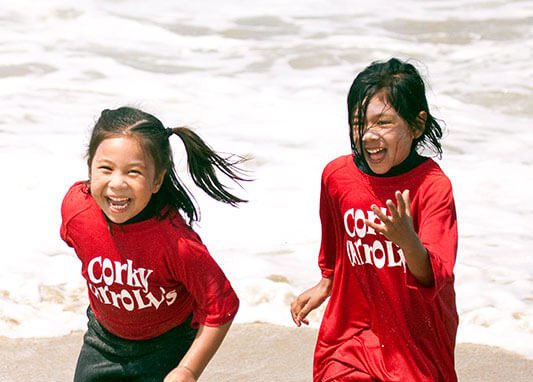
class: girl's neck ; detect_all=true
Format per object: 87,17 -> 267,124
354,149 -> 428,177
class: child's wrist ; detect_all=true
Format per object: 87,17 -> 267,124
397,233 -> 425,256
178,364 -> 198,380
318,277 -> 333,296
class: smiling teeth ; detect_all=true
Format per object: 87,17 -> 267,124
108,197 -> 129,210
109,197 -> 128,201
367,148 -> 384,154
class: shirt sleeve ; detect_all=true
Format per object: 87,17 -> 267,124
60,181 -> 88,248
405,176 -> 458,301
318,172 -> 341,278
60,216 -> 71,247
172,236 -> 239,328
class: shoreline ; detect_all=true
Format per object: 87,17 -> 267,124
1,323 -> 531,381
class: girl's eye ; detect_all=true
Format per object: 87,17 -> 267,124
377,120 -> 392,126
129,169 -> 141,175
99,166 -> 112,171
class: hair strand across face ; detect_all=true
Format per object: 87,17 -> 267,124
347,58 -> 444,162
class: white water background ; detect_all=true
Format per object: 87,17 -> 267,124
0,0 -> 532,358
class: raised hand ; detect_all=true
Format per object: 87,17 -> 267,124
365,190 -> 434,286
365,189 -> 416,249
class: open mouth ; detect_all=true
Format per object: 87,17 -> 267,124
106,196 -> 130,211
366,147 -> 384,155
365,147 -> 386,162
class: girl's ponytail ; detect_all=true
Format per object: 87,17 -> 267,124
168,127 -> 249,207
89,106 -> 249,225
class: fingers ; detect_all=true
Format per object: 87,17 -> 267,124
380,190 -> 412,222
296,304 -> 312,326
291,287 -> 324,327
290,298 -> 309,327
362,190 -> 416,249
367,189 -> 412,233
292,298 -> 312,326
290,300 -> 301,326
402,189 -> 412,217
364,217 -> 381,233
370,204 -> 387,221
395,189 -> 412,216
366,204 -> 387,235
395,191 -> 405,215
386,198 -> 400,220
290,307 -> 309,326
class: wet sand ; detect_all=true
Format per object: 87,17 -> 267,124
1,323 -> 531,381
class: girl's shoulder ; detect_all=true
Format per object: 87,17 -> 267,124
416,159 -> 453,188
64,180 -> 89,198
380,159 -> 453,193
61,181 -> 94,221
322,154 -> 354,180
60,181 -> 104,243
163,210 -> 204,243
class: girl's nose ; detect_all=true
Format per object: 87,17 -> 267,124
109,172 -> 127,189
362,126 -> 380,142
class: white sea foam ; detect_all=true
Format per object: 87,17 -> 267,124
0,0 -> 532,359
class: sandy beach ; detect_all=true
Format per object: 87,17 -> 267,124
1,323 -> 531,382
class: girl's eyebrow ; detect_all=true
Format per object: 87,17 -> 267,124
128,163 -> 147,169
93,158 -> 113,164
367,108 -> 396,120
371,105 -> 394,114
94,158 -> 147,168
124,161 -> 147,168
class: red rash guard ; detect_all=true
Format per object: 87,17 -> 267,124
314,155 -> 458,382
61,181 -> 239,340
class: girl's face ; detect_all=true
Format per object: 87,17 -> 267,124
353,94 -> 423,174
89,136 -> 164,224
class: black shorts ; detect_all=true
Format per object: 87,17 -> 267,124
74,307 -> 197,382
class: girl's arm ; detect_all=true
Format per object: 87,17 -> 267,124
365,189 -> 434,287
164,320 -> 233,382
290,168 -> 338,326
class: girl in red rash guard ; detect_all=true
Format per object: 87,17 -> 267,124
61,106 -> 249,382
290,58 -> 458,382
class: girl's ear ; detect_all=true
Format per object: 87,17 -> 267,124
412,111 -> 427,139
153,170 -> 167,193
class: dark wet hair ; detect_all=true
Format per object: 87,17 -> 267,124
347,58 -> 443,160
86,106 -> 249,224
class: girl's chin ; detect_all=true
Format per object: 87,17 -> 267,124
105,214 -> 129,224
365,159 -> 389,174
103,208 -> 135,224
367,161 -> 393,174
